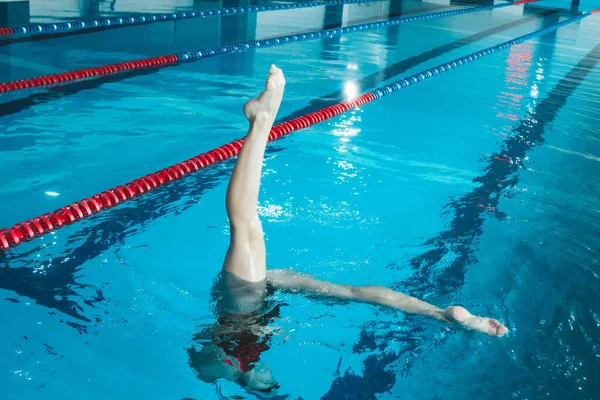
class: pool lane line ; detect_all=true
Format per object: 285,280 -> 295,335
0,9 -> 594,253
0,0 -> 538,95
0,5 -> 456,47
279,7 -> 560,122
0,4 -> 451,47
0,0 -> 384,41
0,4 -> 450,116
324,38 -> 600,400
404,41 -> 600,297
0,6 -> 558,119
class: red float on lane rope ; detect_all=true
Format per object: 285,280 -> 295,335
513,0 -> 539,5
0,54 -> 179,93
0,94 -> 371,252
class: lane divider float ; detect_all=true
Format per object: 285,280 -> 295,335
0,0 -> 384,40
1,8 -> 595,253
0,0 -> 539,94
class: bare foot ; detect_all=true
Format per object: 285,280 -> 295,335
244,64 -> 286,125
445,306 -> 508,337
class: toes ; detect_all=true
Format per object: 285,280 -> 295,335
448,306 -> 507,337
268,65 -> 284,81
489,319 -> 508,336
266,73 -> 285,90
267,64 -> 285,87
488,320 -> 500,335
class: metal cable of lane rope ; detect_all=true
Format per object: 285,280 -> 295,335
1,9 -> 596,253
0,0 -> 538,95
0,0 -> 384,39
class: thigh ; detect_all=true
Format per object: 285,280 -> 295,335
223,221 -> 266,283
214,271 -> 269,315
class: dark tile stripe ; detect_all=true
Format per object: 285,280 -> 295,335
320,29 -> 600,400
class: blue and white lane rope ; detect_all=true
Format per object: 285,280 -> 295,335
364,11 -> 591,100
1,0 -> 536,93
172,0 -> 538,62
0,0 -> 385,39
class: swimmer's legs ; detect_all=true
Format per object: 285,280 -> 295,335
267,269 -> 508,337
223,65 -> 286,283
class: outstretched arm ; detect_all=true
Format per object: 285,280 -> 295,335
266,269 -> 508,336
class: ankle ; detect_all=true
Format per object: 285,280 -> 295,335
437,308 -> 453,323
250,112 -> 274,128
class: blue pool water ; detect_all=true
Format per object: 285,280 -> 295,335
1,0 -> 600,399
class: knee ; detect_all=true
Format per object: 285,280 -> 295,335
231,216 -> 264,242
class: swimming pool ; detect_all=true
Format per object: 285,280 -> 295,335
1,0 -> 599,398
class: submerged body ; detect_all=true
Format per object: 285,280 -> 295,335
188,65 -> 508,393
189,272 -> 280,391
